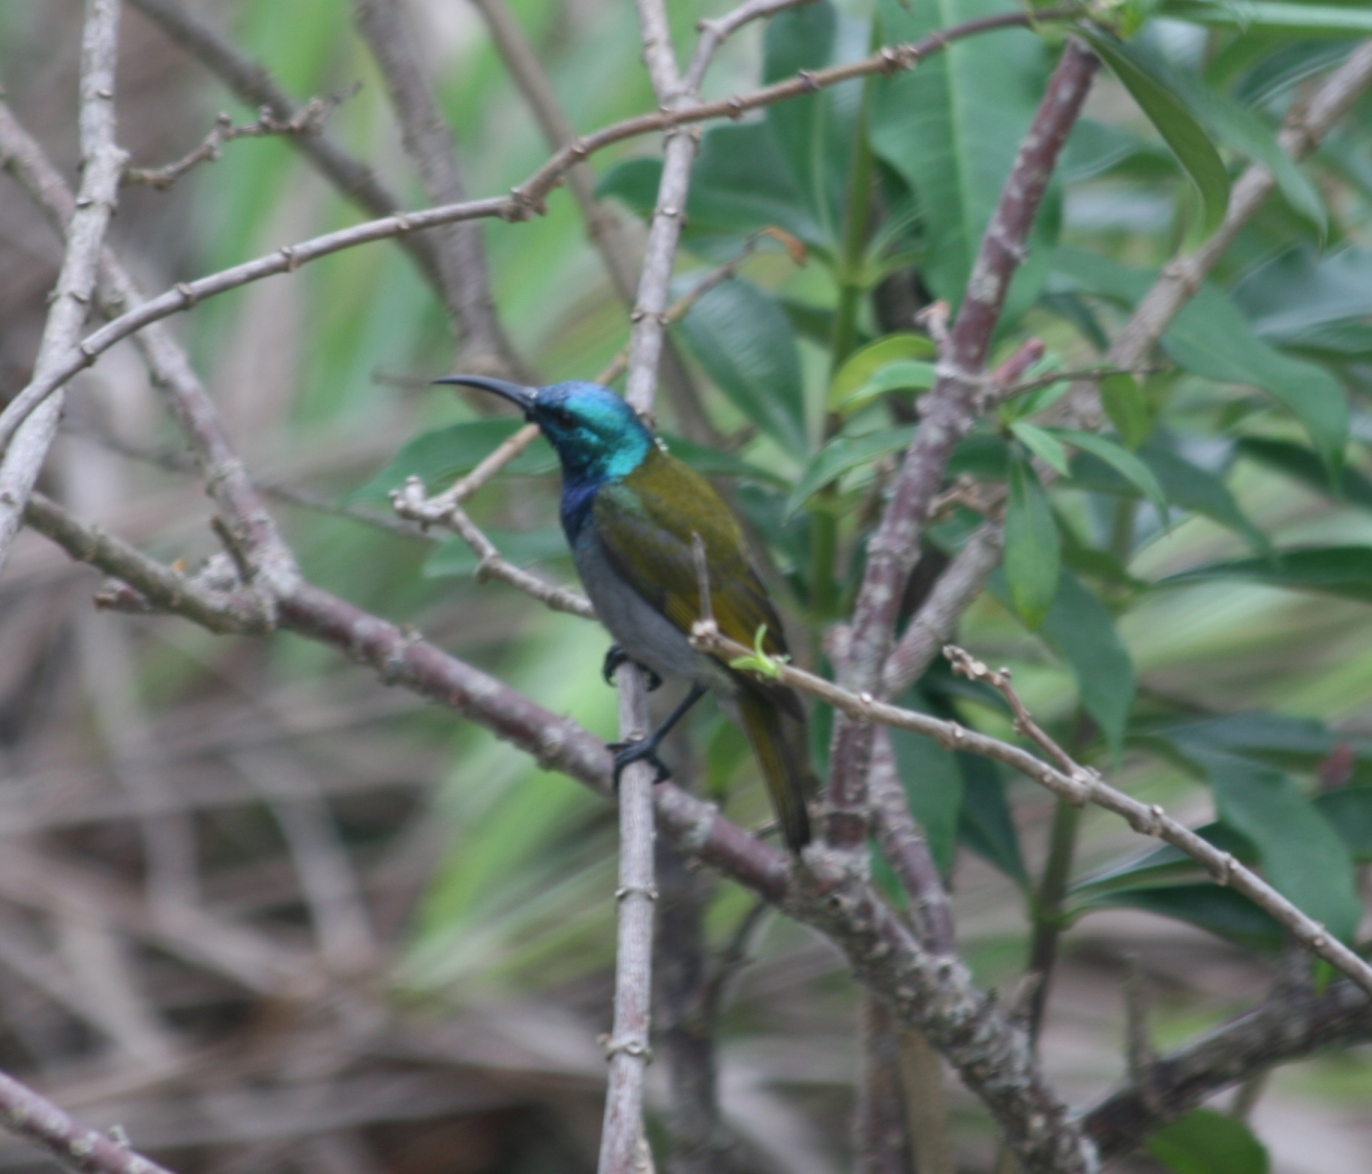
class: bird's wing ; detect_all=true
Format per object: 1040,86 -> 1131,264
591,447 -> 796,681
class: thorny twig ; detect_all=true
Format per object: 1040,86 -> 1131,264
122,96 -> 345,189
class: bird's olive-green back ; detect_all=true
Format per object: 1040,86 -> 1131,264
591,444 -> 789,663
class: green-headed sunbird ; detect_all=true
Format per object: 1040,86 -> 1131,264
438,376 -> 814,851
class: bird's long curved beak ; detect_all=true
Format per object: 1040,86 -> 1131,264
434,375 -> 537,416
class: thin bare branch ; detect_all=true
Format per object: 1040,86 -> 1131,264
0,9 -> 1079,455
870,730 -> 954,956
390,476 -> 595,619
353,0 -> 524,374
825,40 -> 1100,851
684,0 -> 816,93
1083,979 -> 1372,1161
0,1067 -> 180,1174
125,0 -> 453,301
692,622 -> 1372,997
0,0 -> 127,578
123,96 -> 344,189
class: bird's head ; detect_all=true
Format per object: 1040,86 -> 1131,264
436,376 -> 652,480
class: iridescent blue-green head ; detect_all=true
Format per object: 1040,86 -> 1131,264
437,376 -> 652,483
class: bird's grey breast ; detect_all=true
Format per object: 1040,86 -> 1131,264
571,526 -> 733,695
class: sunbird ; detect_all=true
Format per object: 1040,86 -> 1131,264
438,376 -> 814,851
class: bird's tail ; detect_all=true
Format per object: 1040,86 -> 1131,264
736,687 -> 813,852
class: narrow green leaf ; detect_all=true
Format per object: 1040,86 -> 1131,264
1162,1 -> 1372,37
871,0 -> 1054,316
1200,752 -> 1362,942
889,705 -> 964,877
1100,372 -> 1151,448
1139,444 -> 1269,553
678,277 -> 808,453
763,0 -> 852,239
828,333 -> 936,411
957,754 -> 1028,884
1237,436 -> 1372,508
1087,883 -> 1284,949
1004,454 -> 1061,628
1053,249 -> 1350,469
1011,422 -> 1072,476
1147,1108 -> 1270,1174
1160,546 -> 1372,603
1080,30 -> 1231,234
1051,429 -> 1168,516
1041,573 -> 1136,759
1126,30 -> 1326,234
785,426 -> 917,516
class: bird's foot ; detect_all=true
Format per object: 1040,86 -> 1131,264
602,645 -> 662,691
608,736 -> 672,788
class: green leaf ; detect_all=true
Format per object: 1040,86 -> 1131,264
1053,250 -> 1350,469
1200,752 -> 1361,942
870,0 -> 1054,316
957,755 -> 1028,884
1010,422 -> 1071,476
1050,429 -> 1168,516
423,529 -> 570,579
1163,710 -> 1372,783
1041,572 -> 1136,759
347,420 -> 556,503
786,426 -> 917,516
1100,372 -> 1151,448
1147,1108 -> 1270,1174
1079,30 -> 1231,235
1237,436 -> 1372,507
828,333 -> 936,412
1004,454 -> 1061,628
678,277 -> 808,453
1139,444 -> 1269,553
1238,246 -> 1372,348
763,0 -> 853,239
1072,821 -> 1256,899
889,704 -> 964,877
1160,546 -> 1372,603
1088,883 -> 1284,949
1162,1 -> 1372,37
1125,29 -> 1326,234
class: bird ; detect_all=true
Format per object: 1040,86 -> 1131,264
436,375 -> 814,852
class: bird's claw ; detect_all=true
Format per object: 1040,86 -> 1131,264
602,645 -> 662,691
608,736 -> 672,789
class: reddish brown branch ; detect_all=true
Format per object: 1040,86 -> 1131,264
824,39 -> 1100,851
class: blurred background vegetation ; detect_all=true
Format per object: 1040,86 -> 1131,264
2,0 -> 1372,1171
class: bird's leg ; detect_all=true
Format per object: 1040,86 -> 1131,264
602,644 -> 663,692
609,683 -> 707,788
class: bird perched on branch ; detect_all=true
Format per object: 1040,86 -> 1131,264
437,376 -> 814,851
